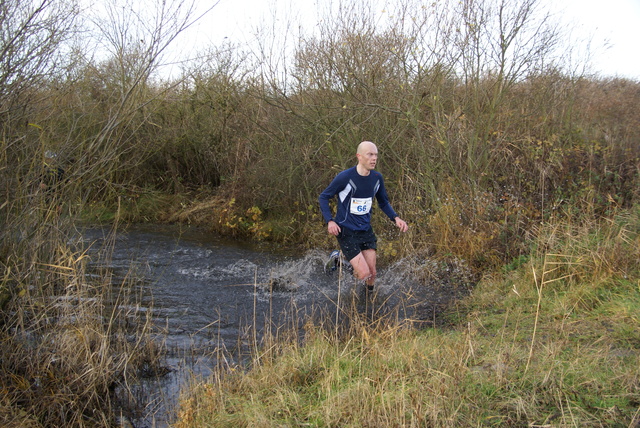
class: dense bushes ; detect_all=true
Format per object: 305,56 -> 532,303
22,1 -> 638,271
2,0 -> 638,280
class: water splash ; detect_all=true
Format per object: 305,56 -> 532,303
259,249 -> 331,293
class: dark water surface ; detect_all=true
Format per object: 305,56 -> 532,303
82,224 -> 472,427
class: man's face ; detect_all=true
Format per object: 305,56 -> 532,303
358,144 -> 378,171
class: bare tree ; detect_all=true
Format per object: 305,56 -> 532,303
0,0 -> 79,117
0,0 -> 80,228
72,0 -> 215,196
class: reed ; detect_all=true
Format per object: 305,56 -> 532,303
0,178 -> 165,426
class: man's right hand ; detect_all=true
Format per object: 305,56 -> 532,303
327,220 -> 341,236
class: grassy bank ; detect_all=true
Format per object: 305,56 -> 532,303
174,207 -> 640,427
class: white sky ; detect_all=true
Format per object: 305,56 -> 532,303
171,0 -> 640,80
549,0 -> 640,79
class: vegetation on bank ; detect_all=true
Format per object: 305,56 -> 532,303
0,0 -> 638,426
175,207 -> 640,427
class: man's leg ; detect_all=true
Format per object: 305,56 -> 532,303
349,249 -> 377,289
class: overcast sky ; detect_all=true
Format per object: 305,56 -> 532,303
550,0 -> 640,79
172,0 -> 640,80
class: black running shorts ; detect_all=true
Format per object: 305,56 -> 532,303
336,226 -> 377,261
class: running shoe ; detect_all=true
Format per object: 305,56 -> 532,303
324,250 -> 341,275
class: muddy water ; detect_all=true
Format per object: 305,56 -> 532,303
83,224 -> 472,427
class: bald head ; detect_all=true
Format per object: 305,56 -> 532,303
357,141 -> 377,155
356,141 -> 378,174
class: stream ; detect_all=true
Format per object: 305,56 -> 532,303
82,224 -> 473,427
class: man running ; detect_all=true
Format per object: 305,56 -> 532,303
319,141 -> 408,290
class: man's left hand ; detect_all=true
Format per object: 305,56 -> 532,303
395,217 -> 408,233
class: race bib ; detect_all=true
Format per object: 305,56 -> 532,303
350,197 -> 372,215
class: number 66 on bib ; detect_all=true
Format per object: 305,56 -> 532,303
350,197 -> 372,215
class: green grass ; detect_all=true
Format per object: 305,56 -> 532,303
174,208 -> 640,427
